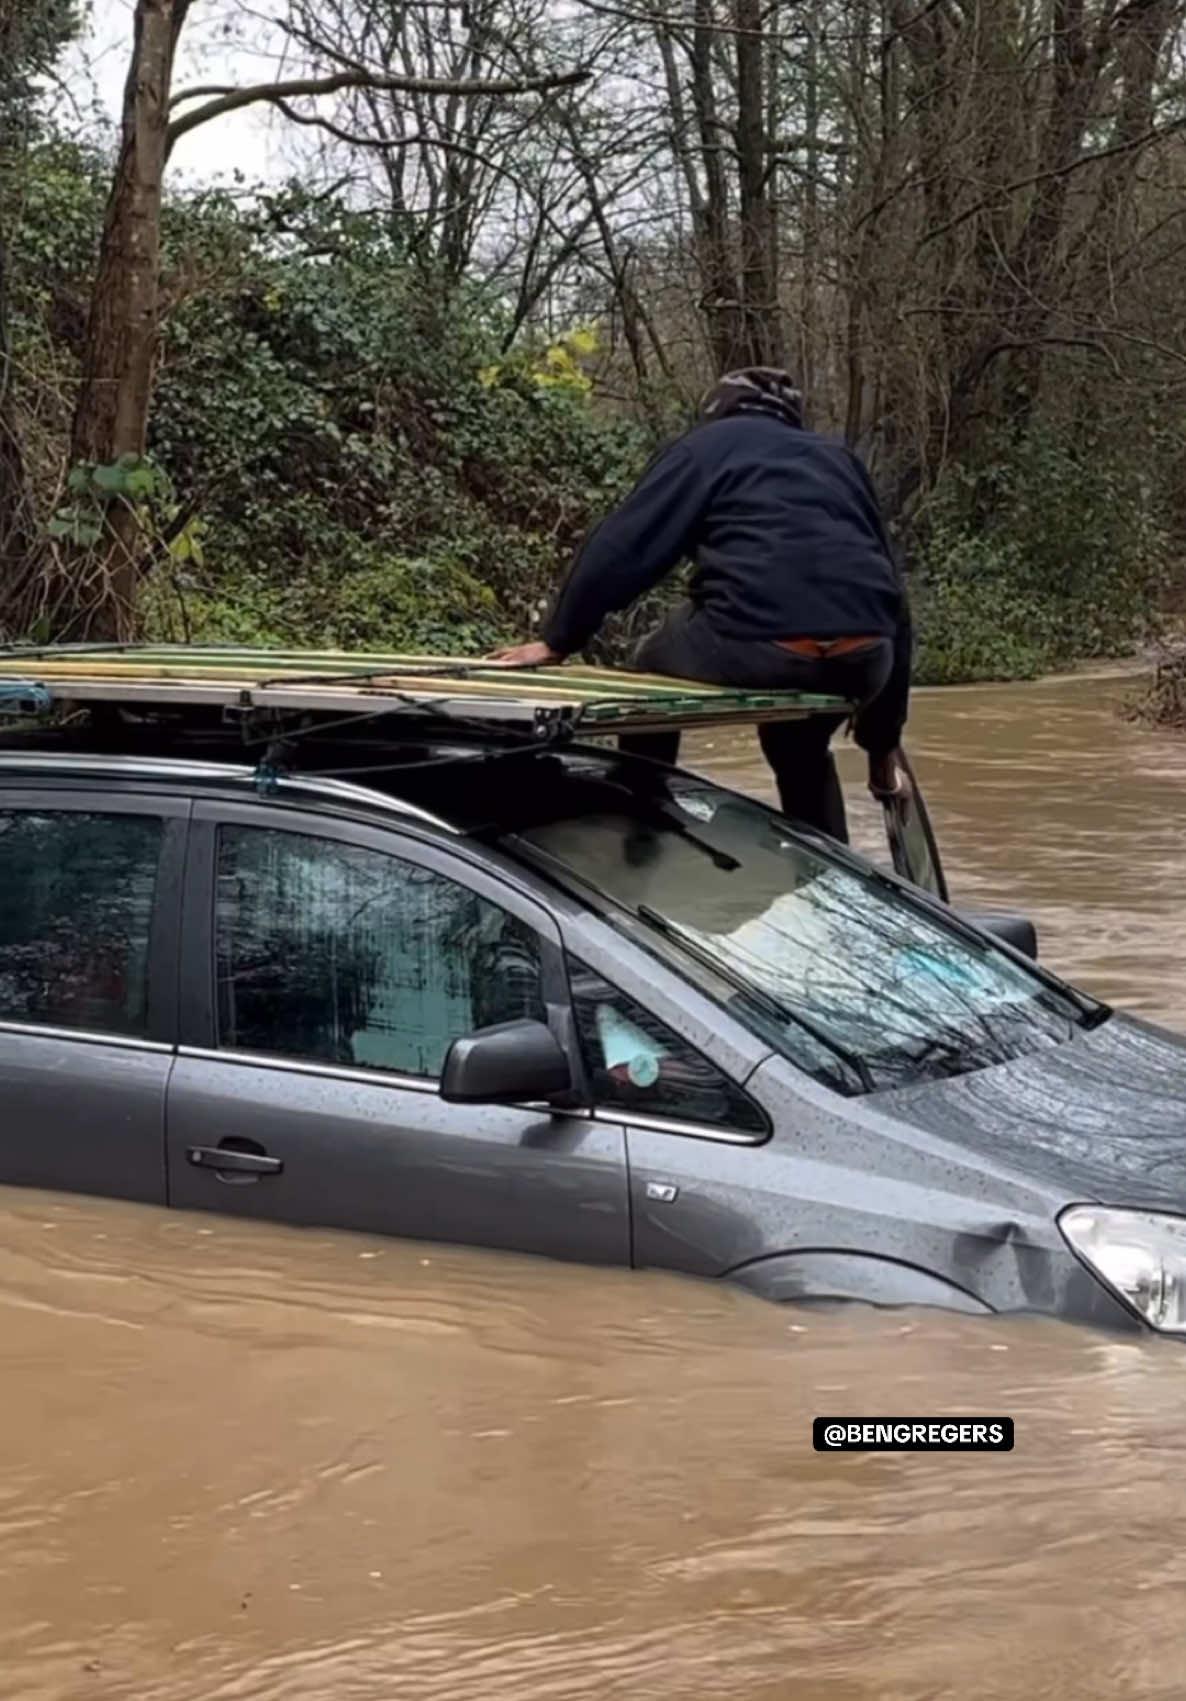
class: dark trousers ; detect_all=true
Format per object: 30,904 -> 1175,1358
618,603 -> 893,842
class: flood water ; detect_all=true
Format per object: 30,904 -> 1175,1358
4,669 -> 1186,1701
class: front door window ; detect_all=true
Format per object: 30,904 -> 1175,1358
567,957 -> 766,1135
215,826 -> 546,1077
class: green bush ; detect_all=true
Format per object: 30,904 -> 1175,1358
142,546 -> 504,654
911,424 -> 1169,684
913,546 -> 1052,684
144,191 -> 649,648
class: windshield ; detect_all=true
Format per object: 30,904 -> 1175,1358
509,762 -> 1096,1094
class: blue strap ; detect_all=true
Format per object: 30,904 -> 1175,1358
0,681 -> 53,716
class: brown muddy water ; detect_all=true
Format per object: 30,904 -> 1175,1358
4,670 -> 1186,1701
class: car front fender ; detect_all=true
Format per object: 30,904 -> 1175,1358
725,1250 -> 994,1315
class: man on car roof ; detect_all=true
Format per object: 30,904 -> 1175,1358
489,366 -> 911,844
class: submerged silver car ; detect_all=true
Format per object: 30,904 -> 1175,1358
1,646 -> 1185,1339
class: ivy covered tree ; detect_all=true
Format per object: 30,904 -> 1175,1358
0,0 -> 79,615
4,154 -> 646,651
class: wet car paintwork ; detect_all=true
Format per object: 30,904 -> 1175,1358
623,1038 -> 1151,1332
871,1015 -> 1186,1208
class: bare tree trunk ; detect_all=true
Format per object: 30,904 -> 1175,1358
735,0 -> 780,364
692,0 -> 744,369
63,0 -> 189,640
0,217 -> 36,627
572,149 -> 652,390
991,0 -> 1107,433
801,0 -> 821,397
764,0 -> 782,366
1070,0 -> 1179,307
843,0 -> 899,451
657,23 -> 708,222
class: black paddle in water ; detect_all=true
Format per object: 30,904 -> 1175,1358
878,746 -> 949,903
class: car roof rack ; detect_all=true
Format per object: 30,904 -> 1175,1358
0,644 -> 853,740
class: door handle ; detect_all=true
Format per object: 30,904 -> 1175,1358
187,1145 -> 283,1177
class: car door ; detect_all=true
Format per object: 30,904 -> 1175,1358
0,785 -> 186,1204
561,951 -> 776,1277
879,747 -> 949,902
165,800 -> 630,1264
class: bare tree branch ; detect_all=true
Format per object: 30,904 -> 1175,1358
167,65 -> 591,154
918,114 -> 1186,249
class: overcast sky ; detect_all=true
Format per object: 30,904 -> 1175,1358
63,0 -> 301,186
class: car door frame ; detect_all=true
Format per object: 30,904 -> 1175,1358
0,778 -> 190,1202
175,795 -> 587,1091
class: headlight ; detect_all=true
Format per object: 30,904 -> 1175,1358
1060,1206 -> 1186,1332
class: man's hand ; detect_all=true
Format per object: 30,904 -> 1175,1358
485,640 -> 564,669
868,748 -> 912,800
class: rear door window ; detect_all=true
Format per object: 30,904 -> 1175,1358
0,809 -> 164,1037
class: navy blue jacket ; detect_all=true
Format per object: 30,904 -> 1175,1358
541,413 -> 911,752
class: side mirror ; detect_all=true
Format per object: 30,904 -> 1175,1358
439,1018 -> 574,1106
958,909 -> 1039,960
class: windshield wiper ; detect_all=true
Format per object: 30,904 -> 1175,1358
627,814 -> 740,872
596,773 -> 741,871
636,903 -> 874,1092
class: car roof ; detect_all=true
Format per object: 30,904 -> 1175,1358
0,741 -> 460,835
0,699 -> 742,844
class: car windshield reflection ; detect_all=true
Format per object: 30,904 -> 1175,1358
513,768 -> 1091,1093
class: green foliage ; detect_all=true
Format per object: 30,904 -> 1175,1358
138,186 -> 646,650
3,138 -> 104,296
911,425 -> 1169,684
0,0 -> 80,140
912,547 -> 1052,684
479,325 -> 600,396
2,138 -> 108,549
142,542 -> 505,655
5,143 -> 1176,683
47,451 -> 191,571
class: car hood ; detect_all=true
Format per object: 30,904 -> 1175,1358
870,1013 -> 1186,1211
